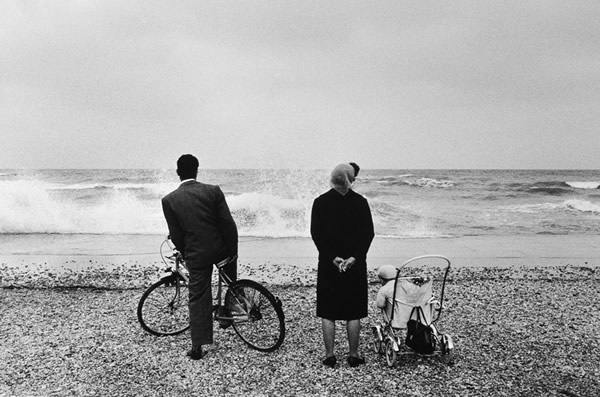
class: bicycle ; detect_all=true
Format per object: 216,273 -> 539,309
137,239 -> 285,352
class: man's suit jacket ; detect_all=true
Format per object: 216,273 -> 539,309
161,180 -> 238,264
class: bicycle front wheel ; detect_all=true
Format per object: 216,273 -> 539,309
137,274 -> 190,336
224,279 -> 285,352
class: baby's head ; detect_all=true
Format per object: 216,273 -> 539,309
377,265 -> 397,285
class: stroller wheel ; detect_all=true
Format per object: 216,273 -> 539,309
385,339 -> 397,367
440,334 -> 454,355
371,339 -> 383,354
440,335 -> 455,365
371,326 -> 383,354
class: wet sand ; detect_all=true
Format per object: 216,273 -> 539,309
0,234 -> 598,288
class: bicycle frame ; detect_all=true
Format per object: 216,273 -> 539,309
162,239 -> 189,282
140,237 -> 286,351
161,239 -> 242,322
213,258 -> 237,319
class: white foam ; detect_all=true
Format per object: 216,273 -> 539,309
566,181 -> 600,189
49,182 -> 175,196
413,178 -> 455,188
0,180 -> 315,237
367,174 -> 414,183
0,180 -> 164,234
504,202 -> 561,214
562,199 -> 600,214
227,192 -> 311,238
0,181 -> 75,233
506,200 -> 600,215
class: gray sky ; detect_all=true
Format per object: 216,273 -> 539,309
2,1 -> 599,169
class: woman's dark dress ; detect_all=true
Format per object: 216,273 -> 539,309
311,189 -> 375,320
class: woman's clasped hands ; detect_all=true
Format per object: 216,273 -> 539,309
333,256 -> 356,272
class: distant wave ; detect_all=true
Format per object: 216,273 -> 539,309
563,199 -> 600,213
368,176 -> 453,188
412,178 -> 454,188
51,183 -> 123,190
527,186 -> 572,195
0,180 -> 458,239
487,179 -> 600,196
377,232 -> 454,239
50,182 -> 174,194
2,169 -> 598,238
377,180 -> 409,187
367,175 -> 410,186
566,181 -> 600,189
366,174 -> 413,182
515,181 -> 572,196
506,200 -> 600,215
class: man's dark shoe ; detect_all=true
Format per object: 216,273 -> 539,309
219,320 -> 233,329
347,355 -> 365,368
322,355 -> 337,368
186,347 -> 205,360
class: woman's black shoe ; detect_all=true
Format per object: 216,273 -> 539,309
347,356 -> 365,367
322,356 -> 337,368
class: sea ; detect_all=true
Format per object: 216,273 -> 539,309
1,169 -> 599,239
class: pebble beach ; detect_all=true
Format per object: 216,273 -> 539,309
1,235 -> 599,396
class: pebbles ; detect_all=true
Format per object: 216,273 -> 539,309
1,265 -> 599,396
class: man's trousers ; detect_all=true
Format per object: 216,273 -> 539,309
187,258 -> 237,347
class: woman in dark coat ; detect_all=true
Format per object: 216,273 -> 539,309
311,163 -> 374,368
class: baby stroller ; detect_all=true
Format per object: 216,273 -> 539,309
371,255 -> 454,366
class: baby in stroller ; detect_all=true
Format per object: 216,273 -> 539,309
376,265 -> 434,327
371,256 -> 454,367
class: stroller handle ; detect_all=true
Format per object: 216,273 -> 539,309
396,254 -> 451,324
399,254 -> 451,269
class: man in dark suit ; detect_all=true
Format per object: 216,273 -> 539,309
162,154 -> 238,360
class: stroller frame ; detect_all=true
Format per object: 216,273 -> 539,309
371,255 -> 454,366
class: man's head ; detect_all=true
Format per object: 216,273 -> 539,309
176,154 -> 199,180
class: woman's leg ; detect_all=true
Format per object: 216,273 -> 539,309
322,318 -> 336,357
347,319 -> 361,357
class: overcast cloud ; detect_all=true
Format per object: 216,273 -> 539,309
1,1 -> 599,169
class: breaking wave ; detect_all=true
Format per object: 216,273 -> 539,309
566,181 -> 600,189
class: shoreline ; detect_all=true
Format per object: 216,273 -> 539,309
1,233 -> 599,265
1,234 -> 598,288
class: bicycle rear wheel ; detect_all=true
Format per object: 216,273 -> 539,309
224,279 -> 285,352
137,274 -> 190,336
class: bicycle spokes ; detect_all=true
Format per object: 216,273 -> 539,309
224,280 -> 285,352
137,274 -> 190,336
